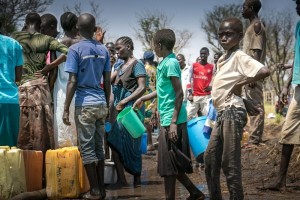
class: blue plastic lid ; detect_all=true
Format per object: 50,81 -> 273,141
187,116 -> 207,127
105,122 -> 111,132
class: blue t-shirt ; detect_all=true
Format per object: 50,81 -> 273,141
293,21 -> 300,85
65,39 -> 110,106
0,35 -> 23,104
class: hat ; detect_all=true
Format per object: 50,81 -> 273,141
143,50 -> 155,61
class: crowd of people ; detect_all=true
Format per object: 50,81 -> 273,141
0,0 -> 300,199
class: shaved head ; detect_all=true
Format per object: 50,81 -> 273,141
77,13 -> 96,38
220,17 -> 243,34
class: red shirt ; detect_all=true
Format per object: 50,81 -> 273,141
190,62 -> 213,96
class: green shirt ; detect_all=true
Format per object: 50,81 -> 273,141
11,31 -> 68,82
156,53 -> 187,126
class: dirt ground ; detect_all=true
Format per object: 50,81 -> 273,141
103,123 -> 300,200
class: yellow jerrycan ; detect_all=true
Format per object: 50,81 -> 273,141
0,147 -> 27,200
46,147 -> 89,199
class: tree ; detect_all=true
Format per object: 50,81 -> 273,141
134,10 -> 193,53
64,1 -> 107,29
264,11 -> 295,101
0,0 -> 53,35
201,4 -> 246,53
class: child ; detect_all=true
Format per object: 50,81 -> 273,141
134,29 -> 204,200
63,13 -> 111,199
204,17 -> 270,200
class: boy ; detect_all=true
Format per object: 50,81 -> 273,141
134,29 -> 204,200
63,13 -> 111,199
204,17 -> 270,200
260,0 -> 300,191
242,0 -> 267,146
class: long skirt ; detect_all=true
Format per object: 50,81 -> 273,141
107,120 -> 142,175
17,77 -> 55,153
0,104 -> 20,146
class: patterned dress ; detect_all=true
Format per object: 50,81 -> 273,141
107,59 -> 146,175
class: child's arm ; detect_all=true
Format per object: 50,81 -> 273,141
63,73 -> 77,126
133,91 -> 157,109
231,66 -> 270,96
281,67 -> 293,104
169,76 -> 184,143
40,54 -> 67,75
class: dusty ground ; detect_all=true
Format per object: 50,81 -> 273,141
103,123 -> 300,200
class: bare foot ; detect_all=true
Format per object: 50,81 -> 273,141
186,192 -> 205,200
256,182 -> 284,191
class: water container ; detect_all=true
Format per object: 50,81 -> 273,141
46,147 -> 89,199
117,107 -> 145,138
104,161 -> 117,184
7,148 -> 27,196
0,149 -> 11,200
23,150 -> 43,192
140,133 -> 147,154
187,116 -> 210,161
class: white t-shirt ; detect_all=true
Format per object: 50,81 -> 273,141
211,50 -> 264,112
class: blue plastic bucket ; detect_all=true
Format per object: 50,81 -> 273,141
187,116 -> 210,160
140,133 -> 147,154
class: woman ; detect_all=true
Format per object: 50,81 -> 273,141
53,12 -> 80,148
108,36 -> 146,187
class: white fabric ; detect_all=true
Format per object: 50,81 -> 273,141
181,65 -> 190,101
53,52 -> 77,148
187,95 -> 211,119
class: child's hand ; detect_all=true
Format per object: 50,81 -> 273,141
243,99 -> 262,116
116,101 -> 125,111
204,86 -> 212,92
230,84 -> 242,96
62,110 -> 71,126
133,98 -> 144,109
188,94 -> 193,102
168,123 -> 178,143
95,26 -> 106,43
34,71 -> 43,78
280,87 -> 289,104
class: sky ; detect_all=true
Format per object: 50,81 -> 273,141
43,0 -> 297,65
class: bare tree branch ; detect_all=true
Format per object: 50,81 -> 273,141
133,10 -> 192,53
0,0 -> 53,34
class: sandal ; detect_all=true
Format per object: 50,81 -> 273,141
82,191 -> 101,200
